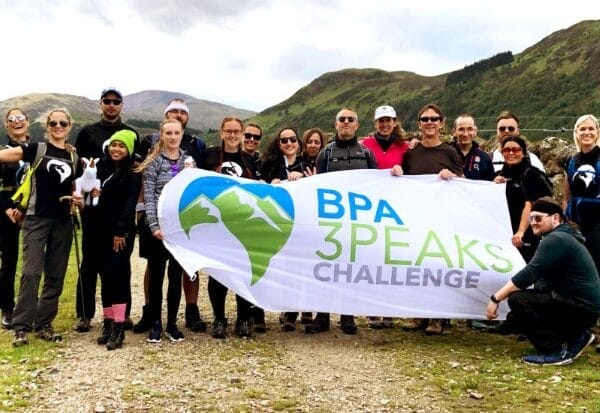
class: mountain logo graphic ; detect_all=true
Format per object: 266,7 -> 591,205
178,176 -> 294,285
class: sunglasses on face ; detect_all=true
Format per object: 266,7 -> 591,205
419,116 -> 441,123
102,98 -> 122,106
528,214 -> 549,224
337,116 -> 356,123
7,114 -> 27,123
279,137 -> 298,144
502,147 -> 523,154
48,120 -> 70,128
243,133 -> 262,141
498,126 -> 516,133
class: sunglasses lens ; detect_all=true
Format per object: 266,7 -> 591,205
244,133 -> 261,141
420,117 -> 440,123
103,98 -> 122,105
500,126 -> 516,132
338,117 -> 355,123
7,115 -> 26,122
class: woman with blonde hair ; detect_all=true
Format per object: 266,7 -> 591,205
564,114 -> 600,274
0,108 -> 80,346
136,118 -> 188,344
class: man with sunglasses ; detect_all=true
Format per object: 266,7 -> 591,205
486,197 -> 600,366
73,87 -> 139,334
492,111 -> 545,173
307,107 -> 377,335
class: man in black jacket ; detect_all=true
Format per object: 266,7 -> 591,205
486,198 -> 600,365
74,87 -> 139,333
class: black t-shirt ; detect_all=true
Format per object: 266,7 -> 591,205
23,142 -> 77,219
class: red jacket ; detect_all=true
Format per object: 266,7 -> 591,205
361,135 -> 408,169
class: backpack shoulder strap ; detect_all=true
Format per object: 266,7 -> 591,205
324,142 -> 335,173
33,142 -> 47,168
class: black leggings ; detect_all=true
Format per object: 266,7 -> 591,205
208,276 -> 252,322
147,236 -> 182,325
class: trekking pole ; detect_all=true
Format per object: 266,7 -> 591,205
60,196 -> 86,320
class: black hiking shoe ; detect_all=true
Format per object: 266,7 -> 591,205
340,315 -> 357,335
97,319 -> 113,345
74,317 -> 91,333
305,313 -> 330,334
212,319 -> 227,339
36,325 -> 62,342
235,319 -> 252,338
106,322 -> 125,350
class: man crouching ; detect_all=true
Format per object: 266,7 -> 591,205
486,197 -> 600,366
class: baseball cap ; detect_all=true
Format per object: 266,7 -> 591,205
101,87 -> 123,100
374,105 -> 396,120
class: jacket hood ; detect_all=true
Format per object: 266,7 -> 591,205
552,223 -> 586,243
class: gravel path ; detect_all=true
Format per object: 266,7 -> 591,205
20,254 -> 445,413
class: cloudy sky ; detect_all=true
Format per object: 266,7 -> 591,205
1,0 -> 596,112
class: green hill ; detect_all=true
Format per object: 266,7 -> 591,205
248,20 -> 600,142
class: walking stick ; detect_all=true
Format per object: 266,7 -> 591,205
60,196 -> 86,320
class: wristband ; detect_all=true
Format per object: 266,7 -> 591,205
490,294 -> 501,304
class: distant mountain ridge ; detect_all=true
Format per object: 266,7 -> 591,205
248,19 -> 600,141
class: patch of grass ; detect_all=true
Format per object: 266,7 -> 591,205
271,397 -> 300,411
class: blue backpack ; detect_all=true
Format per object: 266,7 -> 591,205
565,155 -> 600,225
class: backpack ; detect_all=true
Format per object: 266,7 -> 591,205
11,143 -> 47,211
565,155 -> 600,224
323,141 -> 373,172
521,166 -> 553,198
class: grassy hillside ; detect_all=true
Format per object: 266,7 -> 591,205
248,20 -> 600,143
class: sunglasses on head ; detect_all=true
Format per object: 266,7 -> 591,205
498,126 -> 516,133
279,137 -> 298,144
102,98 -> 122,105
7,114 -> 27,123
337,116 -> 356,123
243,133 -> 261,141
48,120 -> 70,128
528,214 -> 549,224
419,116 -> 441,123
502,147 -> 523,154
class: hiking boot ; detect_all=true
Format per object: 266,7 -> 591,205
382,317 -> 393,328
235,319 -> 252,338
165,323 -> 185,342
425,319 -> 443,335
282,313 -> 296,332
367,317 -> 383,329
106,322 -> 125,350
123,317 -> 134,331
133,305 -> 152,334
97,319 -> 113,345
147,321 -> 162,343
74,317 -> 91,333
522,349 -> 573,366
402,318 -> 428,332
185,304 -> 207,332
212,319 -> 228,339
566,331 -> 595,360
300,312 -> 313,324
1,310 -> 13,329
36,325 -> 62,342
252,308 -> 266,333
13,330 -> 28,347
340,315 -> 357,335
305,313 -> 330,334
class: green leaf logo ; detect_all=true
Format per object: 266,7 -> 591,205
178,176 -> 294,285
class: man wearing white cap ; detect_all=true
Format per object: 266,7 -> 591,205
132,98 -> 208,335
74,87 -> 139,334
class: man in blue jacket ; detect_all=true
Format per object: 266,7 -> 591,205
486,198 -> 600,365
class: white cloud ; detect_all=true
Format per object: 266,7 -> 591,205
0,0 -> 597,112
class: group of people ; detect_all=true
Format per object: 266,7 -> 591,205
0,89 -> 599,366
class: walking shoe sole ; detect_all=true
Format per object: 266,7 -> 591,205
147,337 -> 162,343
522,357 -> 573,366
570,333 -> 595,360
165,333 -> 185,343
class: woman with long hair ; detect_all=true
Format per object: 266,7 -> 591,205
494,136 -> 553,262
0,108 -> 30,328
136,118 -> 187,344
199,117 -> 260,338
0,108 -> 80,346
93,130 -> 141,350
300,127 -> 325,169
564,114 -> 600,274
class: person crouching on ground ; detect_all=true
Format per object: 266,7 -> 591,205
92,130 -> 141,350
486,197 -> 600,366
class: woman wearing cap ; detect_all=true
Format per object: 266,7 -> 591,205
90,130 -> 141,350
0,108 -> 31,329
564,114 -> 600,277
300,128 -> 326,170
494,136 -> 553,262
361,105 -> 409,329
136,118 -> 189,344
0,108 -> 80,346
199,117 -> 260,338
